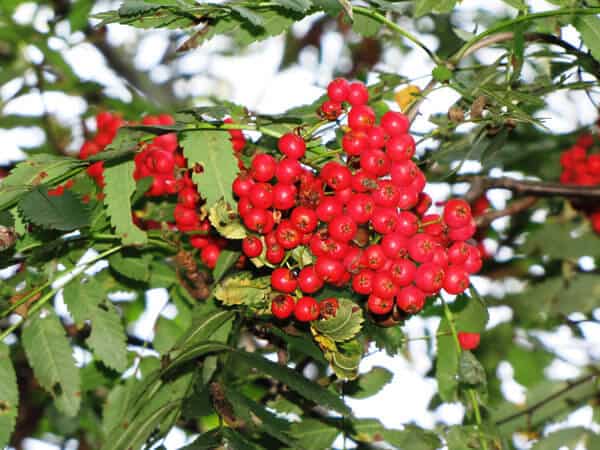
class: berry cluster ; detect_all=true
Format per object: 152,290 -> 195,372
559,133 -> 600,234
76,112 -> 247,269
234,78 -> 482,326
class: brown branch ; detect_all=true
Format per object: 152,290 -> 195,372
466,176 -> 600,199
495,372 -> 598,427
475,196 -> 538,228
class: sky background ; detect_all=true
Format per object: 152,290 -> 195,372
2,1 -> 600,449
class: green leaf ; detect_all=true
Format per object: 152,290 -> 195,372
222,428 -> 262,450
213,249 -> 241,285
311,298 -> 364,342
214,272 -> 272,309
102,381 -> 133,437
109,251 -> 151,282
273,0 -> 312,13
0,154 -> 82,210
170,308 -> 235,358
103,160 -> 147,246
436,317 -> 459,402
522,222 -> 600,259
501,0 -> 527,10
508,345 -> 553,387
209,199 -> 247,239
365,322 -> 405,356
346,366 -> 393,399
432,65 -> 453,82
18,187 -> 89,231
414,0 -> 457,17
290,419 -> 339,450
575,15 -> 600,63
322,338 -> 363,380
229,5 -> 265,27
182,430 -> 222,449
458,351 -> 486,386
22,308 -> 81,416
63,279 -> 128,371
0,342 -> 18,448
532,427 -> 594,450
181,130 -> 238,208
454,291 -> 489,333
353,13 -> 380,37
382,425 -> 442,450
232,350 -> 351,414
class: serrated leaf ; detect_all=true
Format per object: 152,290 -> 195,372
322,338 -> 363,380
311,298 -> 363,342
532,427 -> 593,450
87,128 -> 146,162
103,160 -> 147,246
102,381 -> 133,437
233,350 -> 351,414
575,15 -> 600,63
18,187 -> 89,231
346,366 -> 393,399
222,428 -> 261,450
273,0 -> 312,12
0,155 -> 82,210
454,291 -> 489,333
353,13 -> 379,37
229,5 -> 265,26
170,308 -> 235,357
290,419 -> 339,450
181,130 -> 238,208
109,252 -> 151,282
22,308 -> 81,416
436,317 -> 459,402
458,351 -> 486,385
214,272 -> 271,309
0,342 -> 18,448
63,279 -> 128,371
209,199 -> 247,239
383,425 -> 442,450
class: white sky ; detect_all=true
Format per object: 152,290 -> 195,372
2,1 -> 600,449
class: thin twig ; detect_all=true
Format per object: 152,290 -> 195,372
464,176 -> 600,198
475,196 -> 538,227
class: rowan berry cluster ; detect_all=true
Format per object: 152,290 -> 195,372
76,112 -> 247,269
559,133 -> 600,234
235,78 -> 482,325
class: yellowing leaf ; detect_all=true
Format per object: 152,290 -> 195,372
209,199 -> 247,239
395,85 -> 421,111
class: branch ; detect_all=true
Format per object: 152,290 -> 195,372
495,372 -> 598,427
475,196 -> 538,228
466,176 -> 600,199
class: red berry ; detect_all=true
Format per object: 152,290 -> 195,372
396,285 -> 426,313
327,78 -> 350,103
347,82 -> 369,106
364,245 -> 386,270
328,215 -> 357,242
148,149 -> 175,174
272,295 -> 295,319
201,243 -> 220,269
174,204 -> 198,227
396,211 -> 419,237
458,332 -> 480,350
348,105 -> 376,131
591,211 -> 600,234
381,233 -> 409,260
250,153 -> 277,182
368,295 -> 394,315
367,126 -> 386,149
237,196 -> 253,217
278,133 -> 306,160
390,160 -> 418,187
448,241 -> 470,265
291,206 -> 319,233
415,262 -> 445,294
443,199 -> 473,228
381,111 -> 409,136
242,236 -> 263,258
266,244 -> 285,264
343,247 -> 363,274
372,181 -> 400,208
430,248 -> 449,268
178,187 -> 200,208
272,183 -> 297,210
297,266 -> 324,294
243,208 -> 272,234
447,218 -> 476,241
275,220 -> 302,249
190,235 -> 209,249
415,192 -> 432,216
316,197 -> 343,223
444,266 -> 470,295
276,158 -> 302,184
322,162 -> 352,191
408,233 -> 439,263
294,296 -> 320,322
386,134 -> 415,161
346,193 -> 375,224
271,267 -> 298,293
352,170 -> 377,193
232,176 -> 254,198
342,131 -> 369,156
321,100 -> 343,119
370,207 -> 399,234
390,259 -> 416,287
315,257 -> 345,283
249,183 -> 274,209
372,271 -> 399,299
352,270 -> 375,295
360,149 -> 390,177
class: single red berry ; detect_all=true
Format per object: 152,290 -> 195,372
271,267 -> 298,293
364,244 -> 386,270
343,247 -> 363,274
232,176 -> 254,198
367,126 -> 386,149
249,183 -> 274,209
178,187 -> 200,208
381,233 -> 409,260
323,238 -> 349,260
430,248 -> 449,268
396,211 -> 419,237
415,262 -> 445,294
342,131 -> 369,156
250,153 -> 277,182
327,78 -> 350,103
448,242 -> 470,265
346,193 -> 375,224
297,266 -> 324,294
463,254 -> 483,274
321,100 -> 343,119
368,295 -> 394,315
294,296 -> 320,322
275,220 -> 302,250
272,183 -> 297,210
443,199 -> 473,228
351,170 -> 377,193
322,162 -> 352,191
447,218 -> 477,241
319,298 -> 339,319
372,271 -> 399,299
291,206 -> 319,233
315,256 -> 345,283
242,236 -> 263,258
237,196 -> 253,218
381,111 -> 409,136
352,270 -> 375,295
396,285 -> 426,313
370,207 -> 399,235
390,160 -> 418,187
316,197 -> 343,223
347,82 -> 369,106
278,133 -> 306,160
372,181 -> 400,208
360,149 -> 390,177
174,204 -> 198,227
243,208 -> 272,234
458,332 -> 480,350
386,134 -> 415,161
275,158 -> 302,184
272,295 -> 295,319
201,243 -> 220,269
444,266 -> 470,295
408,233 -> 440,263
190,235 -> 209,249
328,215 -> 357,242
415,192 -> 432,216
390,259 -> 416,287
348,105 -> 376,131
266,244 -> 285,264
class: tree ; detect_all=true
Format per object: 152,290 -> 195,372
1,0 -> 600,449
